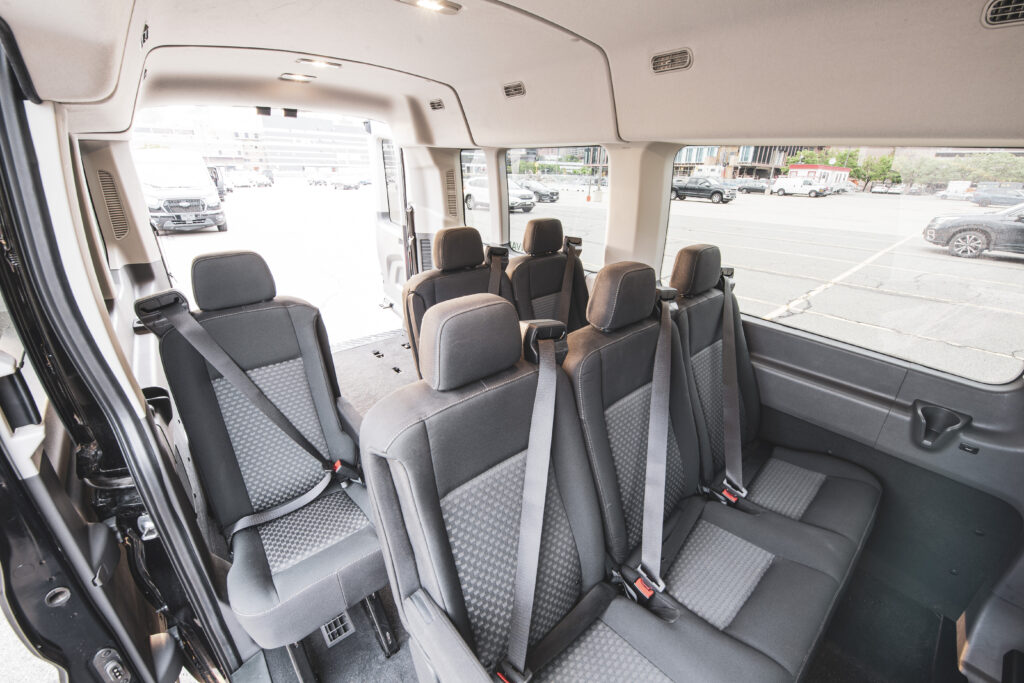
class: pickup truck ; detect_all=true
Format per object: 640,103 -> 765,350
670,177 -> 736,203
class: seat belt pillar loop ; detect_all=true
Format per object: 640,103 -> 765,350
638,289 -> 675,595
554,238 -> 579,325
720,272 -> 746,505
487,246 -> 507,296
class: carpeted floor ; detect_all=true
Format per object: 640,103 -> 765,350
332,329 -> 418,432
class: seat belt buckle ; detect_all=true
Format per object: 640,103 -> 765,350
634,564 -> 665,599
497,660 -> 532,683
719,477 -> 748,505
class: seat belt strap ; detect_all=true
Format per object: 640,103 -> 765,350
502,338 -> 558,682
554,238 -> 579,325
720,272 -> 746,503
223,471 -> 333,539
487,247 -> 507,296
636,291 -> 674,596
160,304 -> 360,483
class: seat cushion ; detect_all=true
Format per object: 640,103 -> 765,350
745,447 -> 882,545
226,483 -> 386,648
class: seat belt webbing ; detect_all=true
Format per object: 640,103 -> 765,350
224,471 -> 333,539
554,242 -> 577,325
488,251 -> 503,295
720,274 -> 746,501
161,305 -> 360,484
637,297 -> 673,594
503,338 -> 558,681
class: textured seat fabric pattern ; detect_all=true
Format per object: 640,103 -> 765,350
747,458 -> 826,520
689,339 -> 747,472
536,619 -> 671,682
156,252 -> 385,649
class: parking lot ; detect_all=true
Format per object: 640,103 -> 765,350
158,181 -> 1022,384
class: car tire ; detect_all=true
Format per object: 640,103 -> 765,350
776,189 -> 786,196
671,189 -> 679,200
711,192 -> 722,204
218,224 -> 228,232
809,190 -> 818,198
948,229 -> 988,258
522,207 -> 533,213
977,200 -> 990,207
465,195 -> 475,210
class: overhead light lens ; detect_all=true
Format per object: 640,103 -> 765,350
280,73 -> 316,83
296,58 -> 341,69
397,0 -> 461,14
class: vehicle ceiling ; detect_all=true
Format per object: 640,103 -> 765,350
1,0 -> 1022,146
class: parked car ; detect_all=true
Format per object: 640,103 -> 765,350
134,149 -> 227,234
463,178 -> 535,212
871,184 -> 890,194
773,177 -> 828,197
922,202 -> 1024,257
735,179 -> 768,193
670,177 -> 736,203
887,184 -> 905,194
970,189 -> 1024,207
518,180 -> 560,202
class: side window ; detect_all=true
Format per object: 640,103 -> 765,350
382,139 -> 405,225
505,146 -> 609,269
461,149 -> 488,230
663,144 -> 1024,384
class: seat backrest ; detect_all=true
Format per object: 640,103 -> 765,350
402,227 -> 515,373
669,244 -> 761,479
563,261 -> 702,564
158,251 -> 356,531
361,293 -> 606,671
507,218 -> 588,331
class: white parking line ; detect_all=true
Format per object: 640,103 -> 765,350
764,234 -> 918,320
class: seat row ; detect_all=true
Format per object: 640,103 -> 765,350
362,245 -> 881,681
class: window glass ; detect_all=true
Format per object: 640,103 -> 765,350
131,105 -> 398,345
505,146 -> 609,269
382,139 -> 405,225
662,145 -> 1024,384
461,149 -> 488,230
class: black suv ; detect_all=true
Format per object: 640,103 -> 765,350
671,177 -> 736,203
923,202 -> 1024,257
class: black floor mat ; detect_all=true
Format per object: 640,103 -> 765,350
806,571 -> 964,683
331,329 -> 418,430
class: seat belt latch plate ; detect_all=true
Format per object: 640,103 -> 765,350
634,564 -> 665,599
720,477 -> 748,505
498,660 -> 532,683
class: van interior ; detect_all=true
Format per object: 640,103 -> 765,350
0,1 -> 1022,682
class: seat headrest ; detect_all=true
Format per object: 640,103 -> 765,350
192,251 -> 276,311
419,293 -> 522,391
523,218 -> 563,255
670,244 -> 722,297
433,227 -> 485,271
586,261 -> 657,332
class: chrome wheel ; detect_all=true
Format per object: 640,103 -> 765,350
949,231 -> 986,258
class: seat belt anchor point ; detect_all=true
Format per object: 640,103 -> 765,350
720,477 -> 747,505
634,564 -> 665,599
498,660 -> 533,683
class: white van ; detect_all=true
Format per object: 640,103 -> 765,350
772,176 -> 829,197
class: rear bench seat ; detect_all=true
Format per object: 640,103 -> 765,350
143,251 -> 386,649
362,265 -> 879,680
669,244 -> 881,545
506,218 -> 589,332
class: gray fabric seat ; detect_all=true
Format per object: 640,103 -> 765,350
670,244 -> 881,546
156,251 -> 386,648
401,227 -> 514,374
362,294 -> 700,681
563,261 -> 879,680
507,218 -> 588,331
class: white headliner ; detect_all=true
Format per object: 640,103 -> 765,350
2,0 -> 1023,146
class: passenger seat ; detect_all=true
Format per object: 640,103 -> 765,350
401,226 -> 513,374
139,251 -> 386,649
507,218 -> 588,331
670,244 -> 880,544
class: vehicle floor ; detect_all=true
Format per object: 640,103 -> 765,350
331,328 -> 418,429
763,408 -> 1022,683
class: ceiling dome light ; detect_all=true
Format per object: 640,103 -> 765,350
396,0 -> 462,14
296,58 -> 342,69
279,73 -> 316,82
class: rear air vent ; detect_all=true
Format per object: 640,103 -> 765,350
444,169 -> 458,217
419,237 -> 433,270
97,170 -> 130,239
503,81 -> 526,98
320,612 -> 354,648
429,98 -> 445,111
984,0 -> 1024,26
651,49 -> 693,73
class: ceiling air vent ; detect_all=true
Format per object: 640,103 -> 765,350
429,98 -> 445,111
651,49 -> 693,73
97,170 -> 130,240
984,0 -> 1024,26
444,169 -> 458,217
503,81 -> 526,98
